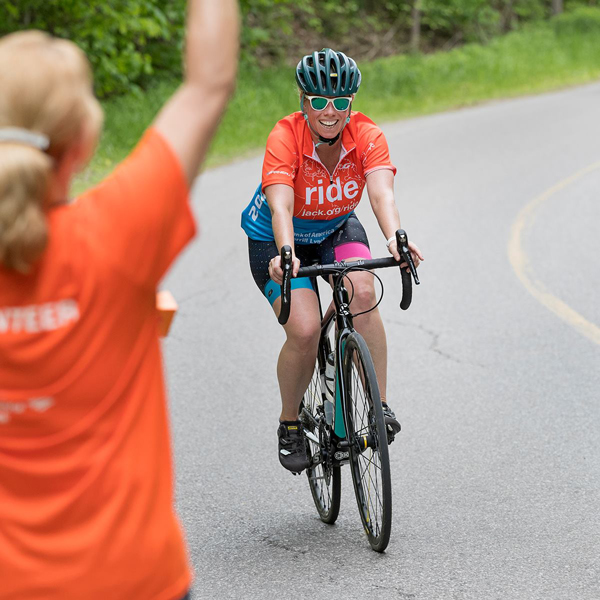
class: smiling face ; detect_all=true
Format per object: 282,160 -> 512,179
302,94 -> 353,141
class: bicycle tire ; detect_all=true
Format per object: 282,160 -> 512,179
343,332 -> 392,552
300,335 -> 341,524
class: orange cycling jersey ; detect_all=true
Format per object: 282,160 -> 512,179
241,111 -> 397,244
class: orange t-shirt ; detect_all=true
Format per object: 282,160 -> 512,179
0,129 -> 195,600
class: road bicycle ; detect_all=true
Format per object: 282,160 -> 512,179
278,229 -> 420,553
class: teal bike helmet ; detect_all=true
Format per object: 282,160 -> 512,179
296,48 -> 361,97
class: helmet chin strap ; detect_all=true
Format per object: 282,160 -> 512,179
300,93 -> 352,148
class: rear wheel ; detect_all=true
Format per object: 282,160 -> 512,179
343,332 -> 392,552
300,339 -> 341,524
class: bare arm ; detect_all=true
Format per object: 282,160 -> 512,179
154,0 -> 239,183
367,169 -> 423,265
265,184 -> 300,282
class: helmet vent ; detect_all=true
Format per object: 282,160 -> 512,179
295,48 -> 361,96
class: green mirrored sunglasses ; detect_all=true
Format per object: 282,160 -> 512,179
305,95 -> 352,112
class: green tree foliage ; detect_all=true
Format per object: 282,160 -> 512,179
1,0 -> 598,97
0,0 -> 182,97
553,4 -> 600,34
239,0 -> 371,62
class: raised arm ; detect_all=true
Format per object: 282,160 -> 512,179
154,0 -> 240,183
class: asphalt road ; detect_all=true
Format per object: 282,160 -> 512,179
162,82 -> 600,600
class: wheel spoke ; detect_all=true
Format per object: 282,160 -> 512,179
356,454 -> 383,522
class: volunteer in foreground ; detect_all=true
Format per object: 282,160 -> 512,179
0,1 -> 239,598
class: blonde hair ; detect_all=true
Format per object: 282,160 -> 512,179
0,31 -> 103,273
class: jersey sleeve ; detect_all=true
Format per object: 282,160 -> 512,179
358,120 -> 397,178
75,128 -> 196,286
262,119 -> 298,190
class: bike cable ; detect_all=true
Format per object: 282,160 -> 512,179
334,266 -> 385,319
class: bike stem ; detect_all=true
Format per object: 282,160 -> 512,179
333,277 -> 353,331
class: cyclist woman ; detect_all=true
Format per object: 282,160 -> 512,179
0,1 -> 238,599
241,48 -> 423,473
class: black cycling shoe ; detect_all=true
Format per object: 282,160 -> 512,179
278,420 -> 310,474
382,403 -> 401,444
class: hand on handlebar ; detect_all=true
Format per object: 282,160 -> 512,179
387,238 -> 424,272
276,229 -> 422,324
269,253 -> 300,284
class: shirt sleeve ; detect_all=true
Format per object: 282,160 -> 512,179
75,128 -> 196,287
261,119 -> 298,190
358,122 -> 397,178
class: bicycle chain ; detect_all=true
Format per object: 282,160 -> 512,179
318,417 -> 335,485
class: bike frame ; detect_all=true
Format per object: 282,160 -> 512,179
279,228 -> 420,449
314,274 -> 356,441
278,230 -> 419,551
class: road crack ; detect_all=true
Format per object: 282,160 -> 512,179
259,535 -> 309,556
372,583 -> 416,598
386,318 -> 486,368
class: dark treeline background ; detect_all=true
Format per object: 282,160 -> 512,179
1,0 -> 598,97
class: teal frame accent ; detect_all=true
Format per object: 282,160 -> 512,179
333,340 -> 347,438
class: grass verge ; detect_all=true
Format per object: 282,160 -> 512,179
75,9 -> 600,194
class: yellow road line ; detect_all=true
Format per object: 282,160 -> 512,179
508,161 -> 600,347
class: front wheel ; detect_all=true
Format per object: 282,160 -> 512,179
343,332 -> 392,552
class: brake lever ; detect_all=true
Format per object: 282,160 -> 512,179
397,229 -> 420,285
278,245 -> 293,325
395,229 -> 420,310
